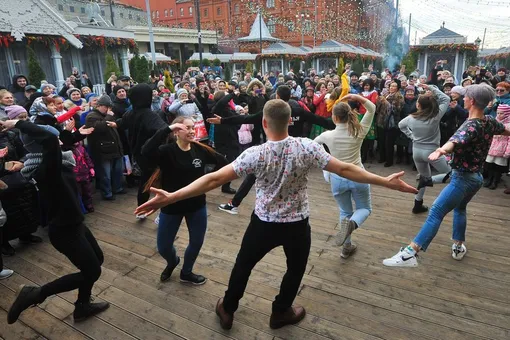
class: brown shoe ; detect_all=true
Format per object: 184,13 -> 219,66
269,305 -> 306,329
216,298 -> 233,330
341,243 -> 358,259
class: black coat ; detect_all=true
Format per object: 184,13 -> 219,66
211,93 -> 240,147
33,113 -> 85,150
85,109 -> 123,161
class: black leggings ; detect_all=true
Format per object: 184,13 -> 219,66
41,224 -> 103,303
232,174 -> 256,207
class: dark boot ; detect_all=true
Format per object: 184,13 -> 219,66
270,305 -> 306,329
160,256 -> 180,282
489,172 -> 502,190
483,171 -> 493,187
73,299 -> 110,321
7,285 -> 44,324
216,298 -> 234,330
412,199 -> 429,214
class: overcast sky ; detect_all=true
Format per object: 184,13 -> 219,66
397,0 -> 510,49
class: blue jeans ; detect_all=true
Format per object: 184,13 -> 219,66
330,173 -> 372,244
95,157 -> 123,198
414,170 -> 483,251
157,207 -> 207,275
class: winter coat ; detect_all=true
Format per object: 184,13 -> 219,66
33,111 -> 86,150
85,109 -> 123,161
238,123 -> 254,145
313,92 -> 328,117
119,83 -> 168,165
8,74 -> 28,106
112,97 -> 131,120
168,100 -> 201,118
63,98 -> 86,111
488,122 -> 510,158
72,143 -> 94,182
211,93 -> 240,147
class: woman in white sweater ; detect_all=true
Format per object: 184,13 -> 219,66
398,84 -> 451,214
315,94 -> 376,259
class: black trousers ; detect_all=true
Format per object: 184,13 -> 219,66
136,157 -> 156,206
231,174 -> 256,207
223,213 -> 311,314
376,127 -> 399,165
216,143 -> 240,191
0,228 -> 4,272
41,223 -> 103,303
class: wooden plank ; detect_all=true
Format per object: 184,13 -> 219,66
0,308 -> 41,340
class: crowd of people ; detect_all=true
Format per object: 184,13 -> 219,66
1,60 -> 509,330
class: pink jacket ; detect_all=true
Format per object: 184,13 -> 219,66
488,123 -> 510,158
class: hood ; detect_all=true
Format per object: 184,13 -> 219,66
11,74 -> 28,92
128,83 -> 152,109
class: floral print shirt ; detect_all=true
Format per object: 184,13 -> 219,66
449,116 -> 505,172
232,137 -> 331,223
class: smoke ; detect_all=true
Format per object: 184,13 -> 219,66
384,28 -> 405,72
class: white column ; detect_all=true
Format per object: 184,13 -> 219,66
280,59 -> 284,73
50,45 -> 65,90
454,50 -> 459,81
423,52 -> 428,77
120,48 -> 130,76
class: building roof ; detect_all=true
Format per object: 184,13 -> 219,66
0,0 -> 82,48
423,27 -> 464,39
188,53 -> 232,63
238,12 -> 280,42
261,42 -> 307,55
311,40 -> 382,57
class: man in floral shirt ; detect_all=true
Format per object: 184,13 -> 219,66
136,99 -> 417,330
384,84 -> 510,268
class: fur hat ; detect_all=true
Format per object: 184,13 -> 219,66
66,87 -> 81,97
247,79 -> 264,93
461,77 -> 473,86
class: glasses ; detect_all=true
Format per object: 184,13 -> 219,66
496,89 -> 506,93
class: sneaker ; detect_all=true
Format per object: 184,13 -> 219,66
221,187 -> 237,195
136,214 -> 147,220
154,214 -> 160,225
7,285 -> 44,324
73,298 -> 110,321
218,202 -> 238,215
451,243 -> 467,261
269,305 -> 306,329
0,268 -> 14,280
335,219 -> 356,247
180,272 -> 207,285
341,243 -> 357,259
19,235 -> 43,245
160,257 -> 180,282
383,247 -> 418,267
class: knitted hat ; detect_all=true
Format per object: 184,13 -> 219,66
157,80 -> 165,88
159,88 -> 170,94
497,104 -> 510,114
5,105 -> 27,119
238,81 -> 247,88
112,85 -> 125,96
97,94 -> 113,107
40,83 -> 54,93
443,82 -> 455,89
85,93 -> 98,102
405,85 -> 415,92
176,88 -> 188,99
196,78 -> 206,86
25,85 -> 37,92
66,87 -> 81,97
461,77 -> 473,86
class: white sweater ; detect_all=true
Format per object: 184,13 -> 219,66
314,101 -> 376,167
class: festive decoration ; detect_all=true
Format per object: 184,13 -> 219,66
104,53 -> 121,83
27,46 -> 46,87
410,43 -> 478,53
0,33 -> 136,51
164,70 -> 175,92
245,61 -> 254,74
224,64 -> 232,80
337,57 -> 345,76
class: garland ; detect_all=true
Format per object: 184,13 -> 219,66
484,53 -> 510,61
410,43 -> 478,53
257,54 -> 305,60
0,32 -> 136,51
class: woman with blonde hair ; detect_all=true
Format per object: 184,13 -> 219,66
314,94 -> 376,258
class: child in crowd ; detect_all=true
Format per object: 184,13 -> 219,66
72,142 -> 95,213
484,104 -> 510,190
235,105 -> 253,151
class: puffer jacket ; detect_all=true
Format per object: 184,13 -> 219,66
85,109 -> 123,161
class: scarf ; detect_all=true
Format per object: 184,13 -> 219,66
21,151 -> 76,179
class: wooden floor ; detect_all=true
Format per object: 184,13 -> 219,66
1,163 -> 510,340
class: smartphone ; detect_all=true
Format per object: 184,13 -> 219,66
255,89 -> 262,94
185,99 -> 194,104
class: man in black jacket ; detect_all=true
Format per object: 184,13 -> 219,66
85,95 -> 124,200
119,84 -> 168,212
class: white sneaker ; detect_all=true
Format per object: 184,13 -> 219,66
383,248 -> 418,267
136,214 -> 147,220
452,243 -> 467,260
154,214 -> 160,225
0,269 -> 14,280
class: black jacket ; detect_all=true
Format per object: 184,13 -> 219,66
85,109 -> 123,160
211,93 -> 240,146
33,113 -> 86,150
14,121 -> 83,229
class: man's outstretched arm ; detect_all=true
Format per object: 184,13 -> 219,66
324,157 -> 418,193
135,164 -> 239,216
